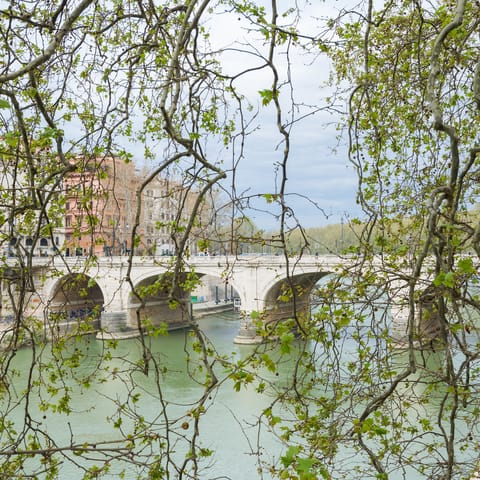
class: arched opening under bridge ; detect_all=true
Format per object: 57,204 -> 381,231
47,273 -> 104,339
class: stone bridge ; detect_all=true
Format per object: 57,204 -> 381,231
0,254 -> 417,343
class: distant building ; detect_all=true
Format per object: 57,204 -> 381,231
61,156 -> 138,257
0,141 -> 60,258
61,158 -> 208,258
1,148 -> 211,259
141,175 -> 201,256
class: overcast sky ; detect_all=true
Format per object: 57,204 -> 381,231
204,1 -> 361,230
121,2 -> 361,230
60,1 -> 361,231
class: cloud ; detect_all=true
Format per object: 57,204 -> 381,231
126,2 -> 361,230
201,3 -> 360,229
220,99 -> 359,228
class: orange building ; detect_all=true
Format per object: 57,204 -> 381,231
62,156 -> 139,257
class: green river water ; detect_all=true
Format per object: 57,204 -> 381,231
2,310 -> 478,479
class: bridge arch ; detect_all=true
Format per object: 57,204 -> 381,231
190,267 -> 242,307
46,273 -> 104,337
128,267 -> 241,329
258,271 -> 332,322
233,269 -> 333,344
127,271 -> 193,331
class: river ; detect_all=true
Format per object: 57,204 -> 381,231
2,309 -> 478,479
3,311 -> 292,479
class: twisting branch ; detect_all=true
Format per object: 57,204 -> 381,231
0,0 -> 95,83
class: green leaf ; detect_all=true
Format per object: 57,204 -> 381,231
280,332 -> 294,354
258,89 -> 277,106
280,445 -> 301,467
433,271 -> 455,288
297,457 -> 314,473
458,257 -> 475,275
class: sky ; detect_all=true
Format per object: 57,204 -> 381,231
1,0 -> 361,232
118,1 -> 361,231
202,1 -> 362,230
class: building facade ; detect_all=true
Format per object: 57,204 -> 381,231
141,175 -> 201,256
61,158 -> 207,258
0,143 -> 61,258
62,156 -> 139,257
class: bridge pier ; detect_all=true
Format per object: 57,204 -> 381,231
98,311 -> 134,339
97,298 -> 193,340
233,298 -> 311,345
233,311 -> 264,344
389,280 -> 444,347
127,298 -> 192,332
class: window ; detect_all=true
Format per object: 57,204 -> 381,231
65,216 -> 71,227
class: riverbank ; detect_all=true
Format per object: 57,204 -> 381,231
192,300 -> 235,318
0,301 -> 236,344
97,301 -> 235,340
